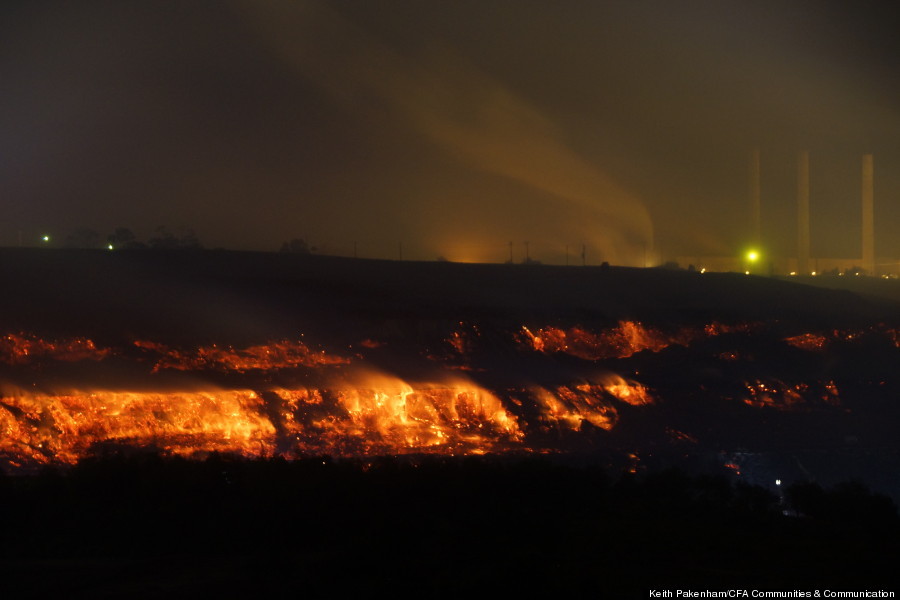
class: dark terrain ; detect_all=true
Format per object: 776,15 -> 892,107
1,247 -> 899,597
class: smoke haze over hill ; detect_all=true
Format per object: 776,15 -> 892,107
2,1 -> 900,261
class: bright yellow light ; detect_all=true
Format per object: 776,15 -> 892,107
746,250 -> 759,262
107,244 -> 114,251
42,235 -> 50,243
789,271 -> 797,276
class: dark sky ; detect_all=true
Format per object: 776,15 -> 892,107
3,0 -> 899,264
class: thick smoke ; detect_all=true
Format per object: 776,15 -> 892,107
240,0 -> 653,265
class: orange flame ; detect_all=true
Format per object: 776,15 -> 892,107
134,339 -> 350,372
0,389 -> 276,465
0,333 -> 110,365
0,373 -> 531,466
531,375 -> 653,432
520,321 -> 697,360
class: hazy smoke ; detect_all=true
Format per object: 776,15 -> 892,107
240,0 -> 653,265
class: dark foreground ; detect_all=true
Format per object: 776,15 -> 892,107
1,453 -> 899,599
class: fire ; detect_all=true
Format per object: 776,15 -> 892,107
533,386 -> 618,431
596,374 -> 653,406
0,323 -> 873,470
519,321 -> 697,360
741,379 -> 840,410
784,333 -> 828,351
531,375 -> 653,432
279,374 -> 523,454
0,333 -> 110,365
0,374 -> 528,467
133,339 -> 350,372
0,389 -> 276,465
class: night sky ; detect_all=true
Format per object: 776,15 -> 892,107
3,0 -> 899,264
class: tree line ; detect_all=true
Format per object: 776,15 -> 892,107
60,225 -> 202,250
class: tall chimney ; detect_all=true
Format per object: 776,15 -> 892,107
749,148 -> 761,247
797,151 -> 810,274
862,154 -> 875,276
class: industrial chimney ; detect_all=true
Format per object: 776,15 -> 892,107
862,154 -> 875,276
797,151 -> 810,275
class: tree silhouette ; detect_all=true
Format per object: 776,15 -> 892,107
279,238 -> 314,254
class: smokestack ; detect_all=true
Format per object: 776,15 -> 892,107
862,154 -> 875,276
749,148 -> 761,247
797,151 -> 810,275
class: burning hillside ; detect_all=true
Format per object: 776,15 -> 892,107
1,249 -> 900,499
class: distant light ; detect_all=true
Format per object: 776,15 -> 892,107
744,270 -> 750,275
41,235 -> 50,243
775,479 -> 782,486
107,244 -> 114,251
789,271 -> 797,276
746,250 -> 759,262
700,268 -> 706,274
811,271 -> 817,276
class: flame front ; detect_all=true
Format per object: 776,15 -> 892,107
0,376 -> 529,467
0,321 -> 881,471
280,376 -> 523,455
0,389 -> 276,465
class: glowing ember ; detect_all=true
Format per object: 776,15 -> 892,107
741,379 -> 840,410
0,333 -> 110,365
134,339 -> 350,372
520,321 -> 696,360
784,333 -> 828,351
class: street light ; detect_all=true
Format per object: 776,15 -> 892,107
744,249 -> 760,274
